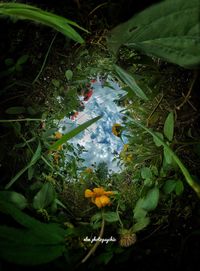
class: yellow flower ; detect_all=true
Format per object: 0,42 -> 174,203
112,123 -> 122,137
84,167 -> 93,174
120,144 -> 133,163
53,153 -> 60,164
54,132 -> 62,139
85,187 -> 114,208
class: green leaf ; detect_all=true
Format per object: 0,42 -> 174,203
175,180 -> 184,195
163,180 -> 177,194
103,211 -> 119,223
139,187 -> 160,211
65,69 -> 73,81
164,112 -> 174,141
114,65 -> 148,101
0,226 -> 65,265
16,54 -> 29,65
141,167 -> 153,180
0,191 -> 27,209
133,205 -> 147,220
0,200 -> 66,244
28,166 -> 34,180
5,106 -> 26,114
50,116 -> 102,150
33,182 -> 56,209
5,58 -> 14,66
107,0 -> 200,68
164,146 -> 173,164
90,212 -> 102,224
153,131 -> 164,147
127,116 -> 200,197
5,142 -> 41,189
52,79 -> 60,88
0,3 -> 87,44
132,216 -> 150,232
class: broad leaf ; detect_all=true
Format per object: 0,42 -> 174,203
139,187 -> 160,211
107,0 -> 200,68
132,216 -> 150,232
33,182 -> 56,209
0,191 -> 27,209
103,211 -> 119,223
163,180 -> 177,194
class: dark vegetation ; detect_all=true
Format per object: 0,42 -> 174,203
0,0 -> 200,270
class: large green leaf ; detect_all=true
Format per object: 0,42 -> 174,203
135,187 -> 160,212
0,191 -> 27,209
0,225 -> 65,265
0,3 -> 86,44
33,182 -> 56,209
0,200 -> 66,244
107,0 -> 200,68
114,65 -> 148,101
50,115 -> 102,150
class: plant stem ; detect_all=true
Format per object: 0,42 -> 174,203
32,33 -> 57,84
0,119 -> 42,122
81,216 -> 105,264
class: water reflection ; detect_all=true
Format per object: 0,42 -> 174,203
59,75 -> 128,172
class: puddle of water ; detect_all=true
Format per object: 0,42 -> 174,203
59,75 -> 128,173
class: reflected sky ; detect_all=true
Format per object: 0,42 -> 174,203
59,76 -> 128,172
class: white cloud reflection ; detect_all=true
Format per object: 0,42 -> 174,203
59,76 -> 128,172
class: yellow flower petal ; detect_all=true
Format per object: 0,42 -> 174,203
93,187 -> 106,196
94,195 -> 110,208
85,189 -> 94,198
104,191 -> 114,196
112,123 -> 122,137
84,167 -> 93,174
55,132 -> 62,139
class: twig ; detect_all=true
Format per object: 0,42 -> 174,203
0,118 -> 42,122
32,33 -> 57,84
146,92 -> 163,126
176,71 -> 198,110
88,2 -> 108,16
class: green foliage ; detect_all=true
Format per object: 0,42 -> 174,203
5,142 -> 42,189
65,69 -> 73,81
163,179 -> 184,195
164,112 -> 174,141
107,0 -> 200,68
0,200 -> 66,265
128,116 -> 200,197
33,182 -> 56,210
0,191 -> 27,209
114,64 -> 148,101
0,3 -> 86,43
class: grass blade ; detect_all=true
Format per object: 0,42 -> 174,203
114,64 -> 148,101
5,142 -> 41,189
0,3 -> 87,43
50,116 -> 102,151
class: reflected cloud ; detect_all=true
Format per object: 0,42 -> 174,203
59,76 -> 128,172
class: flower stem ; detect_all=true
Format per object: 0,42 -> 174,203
81,215 -> 105,264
